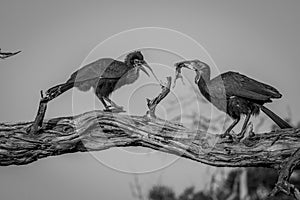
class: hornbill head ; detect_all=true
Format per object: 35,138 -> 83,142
175,60 -> 210,84
125,51 -> 160,83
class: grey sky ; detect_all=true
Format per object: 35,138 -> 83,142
1,1 -> 300,200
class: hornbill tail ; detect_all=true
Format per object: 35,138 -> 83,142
260,105 -> 293,129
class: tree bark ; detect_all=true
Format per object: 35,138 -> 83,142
0,110 -> 298,167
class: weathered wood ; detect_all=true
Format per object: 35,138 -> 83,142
0,110 -> 299,166
269,148 -> 300,199
29,91 -> 49,134
145,77 -> 171,118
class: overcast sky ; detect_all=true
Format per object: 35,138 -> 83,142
1,1 -> 300,200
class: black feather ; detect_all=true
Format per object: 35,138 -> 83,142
260,105 -> 292,128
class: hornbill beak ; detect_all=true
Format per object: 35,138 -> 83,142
140,60 -> 161,84
138,63 -> 150,77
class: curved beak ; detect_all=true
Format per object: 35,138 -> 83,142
138,63 -> 150,77
140,60 -> 161,83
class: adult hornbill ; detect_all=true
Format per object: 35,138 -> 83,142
175,60 -> 292,138
46,51 -> 160,112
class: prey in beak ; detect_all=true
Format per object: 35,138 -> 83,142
175,60 -> 199,70
174,60 -> 207,86
173,60 -> 194,88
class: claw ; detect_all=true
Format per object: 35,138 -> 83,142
103,107 -> 126,113
236,130 -> 246,140
220,132 -> 233,139
110,103 -> 123,110
220,130 -> 234,142
102,97 -> 124,111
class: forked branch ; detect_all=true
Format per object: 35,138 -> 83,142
145,77 -> 171,118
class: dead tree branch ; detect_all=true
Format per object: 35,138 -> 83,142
0,111 -> 299,167
145,77 -> 171,118
0,48 -> 21,59
1,75 -> 300,199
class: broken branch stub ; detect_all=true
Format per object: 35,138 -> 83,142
145,77 -> 172,118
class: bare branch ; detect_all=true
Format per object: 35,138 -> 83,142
0,48 -> 21,59
28,91 -> 49,134
145,77 -> 171,118
0,110 -> 299,167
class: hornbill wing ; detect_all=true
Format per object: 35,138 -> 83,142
209,71 -> 282,102
207,83 -> 271,102
66,58 -> 129,84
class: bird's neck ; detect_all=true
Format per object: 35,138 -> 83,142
197,70 -> 211,101
113,68 -> 139,91
201,67 -> 211,83
198,77 -> 210,101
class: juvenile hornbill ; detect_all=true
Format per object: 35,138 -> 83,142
46,51 -> 160,112
175,60 -> 292,138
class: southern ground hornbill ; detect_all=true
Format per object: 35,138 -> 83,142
46,51 -> 160,112
174,60 -> 292,139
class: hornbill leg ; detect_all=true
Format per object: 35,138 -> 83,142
236,111 -> 252,139
221,117 -> 240,138
95,94 -> 111,111
99,97 -> 111,110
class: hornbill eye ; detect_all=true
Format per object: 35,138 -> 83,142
133,59 -> 141,66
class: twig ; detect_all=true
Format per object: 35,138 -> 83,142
0,48 -> 21,59
28,91 -> 50,134
268,148 -> 300,199
28,82 -> 70,134
145,77 -> 171,118
130,175 -> 145,200
225,172 -> 240,200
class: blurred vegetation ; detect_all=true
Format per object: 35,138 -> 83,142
142,102 -> 298,199
143,118 -> 300,200
145,168 -> 300,200
131,86 -> 299,200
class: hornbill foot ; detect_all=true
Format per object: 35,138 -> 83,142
103,97 -> 124,110
236,129 -> 246,140
103,106 -> 125,113
110,102 -> 124,110
220,132 -> 233,141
